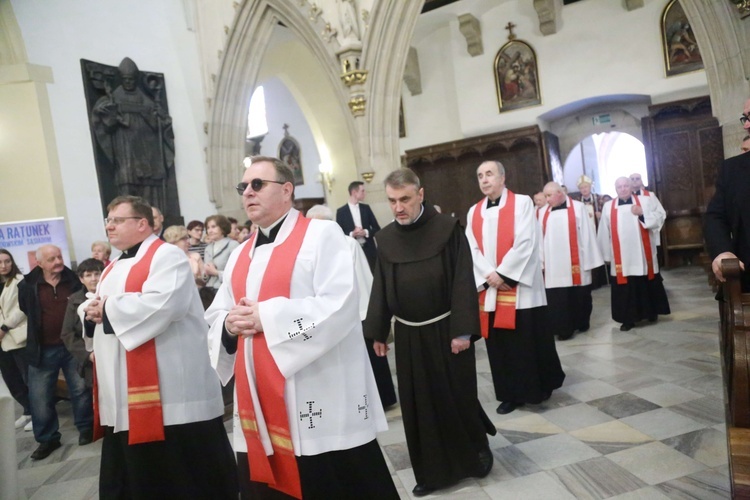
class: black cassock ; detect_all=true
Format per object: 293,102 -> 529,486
364,204 -> 495,490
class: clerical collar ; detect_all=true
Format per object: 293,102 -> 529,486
410,205 -> 425,224
618,198 -> 633,206
551,201 -> 568,211
633,189 -> 643,196
256,212 -> 289,246
259,211 -> 289,238
119,241 -> 143,260
581,197 -> 592,203
486,194 -> 502,208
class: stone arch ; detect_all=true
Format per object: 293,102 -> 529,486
208,0 -> 355,210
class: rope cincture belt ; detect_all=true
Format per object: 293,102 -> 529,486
394,311 -> 451,327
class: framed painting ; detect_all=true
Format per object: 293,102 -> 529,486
661,0 -> 704,77
278,125 -> 304,186
494,40 -> 541,113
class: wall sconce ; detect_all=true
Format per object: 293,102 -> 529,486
319,163 -> 335,193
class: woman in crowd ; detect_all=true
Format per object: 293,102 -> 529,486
90,240 -> 111,267
0,249 -> 32,431
186,220 -> 207,259
164,225 -> 206,288
203,215 -> 239,290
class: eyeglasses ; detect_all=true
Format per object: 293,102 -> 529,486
235,178 -> 286,195
741,114 -> 750,125
104,216 -> 143,226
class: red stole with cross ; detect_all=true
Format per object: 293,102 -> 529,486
93,238 -> 167,445
471,191 -> 517,337
542,197 -> 582,285
610,196 -> 654,285
231,214 -> 310,499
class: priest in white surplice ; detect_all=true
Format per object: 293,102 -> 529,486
630,172 -> 666,246
597,177 -> 671,331
465,161 -> 565,415
206,156 -> 397,500
539,182 -> 604,341
83,195 -> 237,498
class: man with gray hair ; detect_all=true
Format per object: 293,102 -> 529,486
18,244 -> 93,460
365,167 -> 495,497
465,161 -> 564,415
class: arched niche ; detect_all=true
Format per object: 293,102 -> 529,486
208,1 -> 356,214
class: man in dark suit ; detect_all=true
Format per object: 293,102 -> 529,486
336,181 -> 381,270
704,98 -> 750,292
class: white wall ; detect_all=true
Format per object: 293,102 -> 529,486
11,0 -> 213,261
401,0 -> 709,152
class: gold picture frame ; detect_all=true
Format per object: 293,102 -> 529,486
661,0 -> 704,77
494,39 -> 541,113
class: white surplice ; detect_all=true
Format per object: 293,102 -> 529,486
347,236 -> 373,321
89,234 -> 224,432
597,196 -> 665,277
636,190 -> 666,246
205,209 -> 386,457
539,198 -> 604,288
465,189 -> 546,311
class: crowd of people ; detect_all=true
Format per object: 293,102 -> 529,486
11,137 -> 750,498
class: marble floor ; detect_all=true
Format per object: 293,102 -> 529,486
12,267 -> 730,499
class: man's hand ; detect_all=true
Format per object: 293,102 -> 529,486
225,298 -> 263,337
712,252 -> 745,282
84,297 -> 107,324
486,272 -> 511,291
89,352 -> 95,363
631,205 -> 644,216
373,341 -> 389,357
352,226 -> 366,238
451,338 -> 470,354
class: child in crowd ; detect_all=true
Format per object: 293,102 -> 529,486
60,258 -> 104,415
90,241 -> 111,267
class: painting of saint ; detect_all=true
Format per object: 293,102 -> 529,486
278,125 -> 304,186
494,40 -> 541,113
661,0 -> 703,77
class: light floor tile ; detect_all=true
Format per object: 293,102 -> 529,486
558,380 -> 622,402
483,471 -> 577,500
569,420 -> 653,455
631,382 -> 704,407
539,403 -> 613,432
607,442 -> 707,485
620,408 -> 707,440
550,456 -> 646,500
662,428 -> 729,467
608,486 -> 672,499
515,433 -> 600,470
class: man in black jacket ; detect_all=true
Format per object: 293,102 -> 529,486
18,244 -> 93,460
336,181 -> 381,270
705,98 -> 750,293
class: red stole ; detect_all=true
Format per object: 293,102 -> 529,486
471,191 -> 517,337
542,197 -> 582,285
610,197 -> 654,285
231,215 -> 310,499
641,189 -> 650,196
93,238 -> 167,445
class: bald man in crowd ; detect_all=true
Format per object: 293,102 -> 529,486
18,245 -> 93,460
539,182 -> 603,341
597,177 -> 670,331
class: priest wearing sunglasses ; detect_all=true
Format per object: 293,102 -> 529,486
206,156 -> 397,499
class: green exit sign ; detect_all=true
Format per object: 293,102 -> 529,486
592,114 -> 612,126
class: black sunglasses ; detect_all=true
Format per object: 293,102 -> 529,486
235,178 -> 286,195
741,114 -> 750,125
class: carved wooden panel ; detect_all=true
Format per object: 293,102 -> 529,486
642,95 -> 724,267
405,126 -> 548,225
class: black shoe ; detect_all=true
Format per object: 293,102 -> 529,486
475,447 -> 494,478
79,429 -> 93,446
648,316 -> 657,323
620,323 -> 634,332
557,333 -> 574,341
496,401 -> 524,414
30,440 -> 61,460
578,324 -> 590,333
541,391 -> 552,401
412,484 -> 435,497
